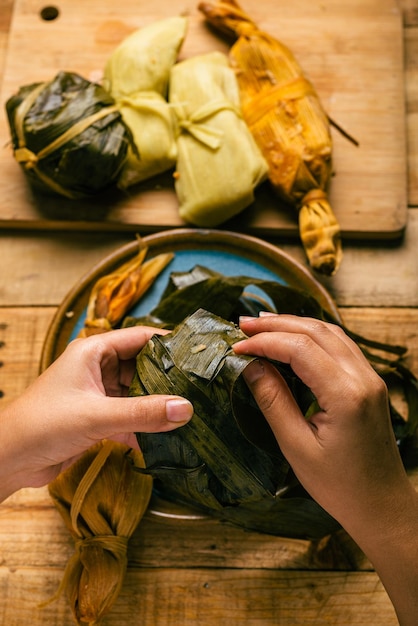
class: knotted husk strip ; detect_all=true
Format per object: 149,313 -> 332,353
199,0 -> 342,275
78,238 -> 174,337
47,441 -> 152,625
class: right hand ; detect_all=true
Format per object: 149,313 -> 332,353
234,313 -> 411,532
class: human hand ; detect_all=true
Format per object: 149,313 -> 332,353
0,326 -> 193,501
234,313 -> 412,534
234,313 -> 418,626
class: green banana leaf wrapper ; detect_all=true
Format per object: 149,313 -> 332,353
126,266 -> 418,539
5,71 -> 132,199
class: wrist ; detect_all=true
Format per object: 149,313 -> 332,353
341,479 -> 418,626
0,401 -> 30,502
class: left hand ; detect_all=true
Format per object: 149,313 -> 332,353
0,326 -> 193,500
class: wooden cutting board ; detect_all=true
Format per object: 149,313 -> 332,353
0,0 -> 407,238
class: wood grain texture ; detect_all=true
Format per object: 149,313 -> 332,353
0,0 -> 407,238
1,208 -> 417,309
0,567 -> 399,626
406,26 -> 418,205
0,3 -> 417,624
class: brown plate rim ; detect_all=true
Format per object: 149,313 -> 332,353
40,228 -> 340,372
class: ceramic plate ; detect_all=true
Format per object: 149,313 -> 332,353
40,228 -> 340,370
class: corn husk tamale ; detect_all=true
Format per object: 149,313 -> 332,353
47,441 -> 152,625
126,267 -> 418,538
5,71 -> 131,199
78,238 -> 174,337
103,17 -> 188,188
199,0 -> 342,275
169,51 -> 269,227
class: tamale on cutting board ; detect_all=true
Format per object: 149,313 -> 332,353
0,0 -> 407,239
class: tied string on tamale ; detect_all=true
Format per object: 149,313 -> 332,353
241,77 -> 317,128
44,441 -> 153,625
171,98 -> 242,150
118,91 -> 174,125
12,82 -> 120,199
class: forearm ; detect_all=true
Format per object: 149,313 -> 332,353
341,480 -> 418,626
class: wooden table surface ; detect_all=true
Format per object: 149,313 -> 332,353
1,1 -> 418,624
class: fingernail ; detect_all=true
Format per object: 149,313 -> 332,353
259,311 -> 276,317
243,360 -> 265,383
166,398 -> 194,422
239,315 -> 256,323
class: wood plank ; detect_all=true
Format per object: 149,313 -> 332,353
0,567 -> 399,625
0,0 -> 13,80
1,304 -> 418,406
1,209 -> 417,310
0,0 -> 407,238
1,305 -> 416,624
0,486 -> 368,571
406,26 -> 418,205
400,0 -> 418,26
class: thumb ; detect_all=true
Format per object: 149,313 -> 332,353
85,394 -> 194,440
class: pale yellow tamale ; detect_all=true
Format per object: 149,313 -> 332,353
103,17 -> 187,188
169,50 -> 269,227
199,0 -> 342,275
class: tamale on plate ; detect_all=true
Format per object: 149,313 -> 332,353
126,265 -> 418,538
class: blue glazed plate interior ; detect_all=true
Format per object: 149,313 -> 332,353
70,248 -> 288,340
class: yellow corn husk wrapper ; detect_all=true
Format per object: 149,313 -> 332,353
169,50 -> 269,227
199,0 -> 342,275
103,17 -> 187,188
78,238 -> 174,337
47,441 -> 152,625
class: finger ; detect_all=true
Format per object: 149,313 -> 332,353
234,330 -> 361,411
79,394 -> 194,442
239,314 -> 369,367
242,360 -> 316,457
69,325 -> 169,363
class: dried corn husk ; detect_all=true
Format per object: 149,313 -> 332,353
103,17 -> 187,188
169,51 -> 268,226
199,0 -> 342,275
47,441 -> 152,625
5,71 -> 130,199
78,238 -> 174,337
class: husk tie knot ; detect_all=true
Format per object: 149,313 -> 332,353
75,534 -> 128,560
173,98 -> 241,150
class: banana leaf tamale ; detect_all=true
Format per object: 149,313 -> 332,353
130,308 -> 338,538
126,267 -> 418,539
199,0 -> 342,275
103,17 -> 188,188
169,51 -> 269,227
5,71 -> 131,199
